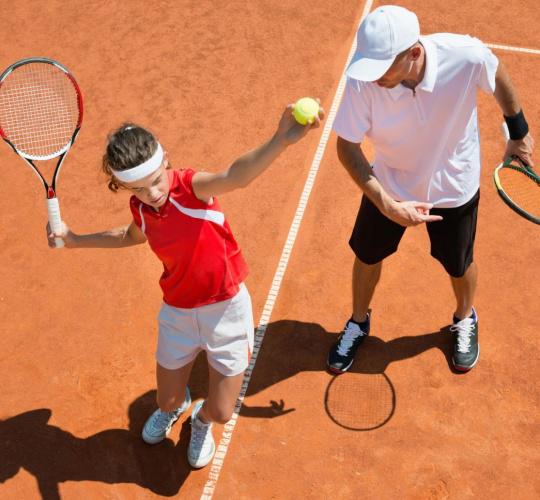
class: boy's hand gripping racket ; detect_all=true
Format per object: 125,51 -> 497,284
495,123 -> 539,225
0,57 -> 83,247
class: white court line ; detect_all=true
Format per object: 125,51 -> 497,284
200,1 -> 374,499
486,43 -> 540,55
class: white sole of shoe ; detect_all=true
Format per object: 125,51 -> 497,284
188,440 -> 216,469
453,344 -> 480,372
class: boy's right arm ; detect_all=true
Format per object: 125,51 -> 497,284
47,219 -> 147,249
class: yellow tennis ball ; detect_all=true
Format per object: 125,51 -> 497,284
293,97 -> 320,125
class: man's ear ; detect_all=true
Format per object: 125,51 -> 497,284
410,45 -> 422,61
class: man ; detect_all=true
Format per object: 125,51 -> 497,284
327,5 -> 534,373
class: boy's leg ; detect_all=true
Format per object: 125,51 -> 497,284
198,366 -> 244,424
156,361 -> 194,412
142,361 -> 194,445
188,366 -> 244,468
188,283 -> 253,468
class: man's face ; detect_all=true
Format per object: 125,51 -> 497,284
375,49 -> 414,88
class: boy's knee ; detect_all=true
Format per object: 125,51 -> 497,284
206,406 -> 233,424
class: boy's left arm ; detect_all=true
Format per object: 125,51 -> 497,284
192,103 -> 324,200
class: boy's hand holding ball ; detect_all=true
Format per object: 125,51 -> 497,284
292,97 -> 321,125
275,97 -> 324,146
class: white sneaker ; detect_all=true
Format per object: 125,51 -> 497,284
142,387 -> 191,444
188,400 -> 215,468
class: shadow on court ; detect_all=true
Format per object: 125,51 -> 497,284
0,321 -> 456,498
237,319 -> 457,419
0,391 -> 193,499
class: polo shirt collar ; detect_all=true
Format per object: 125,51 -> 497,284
417,36 -> 437,92
387,36 -> 438,100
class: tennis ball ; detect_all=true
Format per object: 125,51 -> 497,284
293,97 -> 320,125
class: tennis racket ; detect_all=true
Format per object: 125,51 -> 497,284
0,57 -> 83,247
494,123 -> 539,225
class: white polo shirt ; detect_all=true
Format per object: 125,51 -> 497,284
334,33 -> 499,207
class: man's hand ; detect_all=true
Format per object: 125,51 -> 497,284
503,132 -> 535,166
383,200 -> 443,227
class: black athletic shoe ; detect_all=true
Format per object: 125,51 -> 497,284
327,315 -> 370,374
450,307 -> 479,371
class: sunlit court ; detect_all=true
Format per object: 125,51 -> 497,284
1,1 -> 538,498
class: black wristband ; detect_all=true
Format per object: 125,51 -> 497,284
504,109 -> 529,140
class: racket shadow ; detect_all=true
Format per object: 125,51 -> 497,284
324,371 -> 396,432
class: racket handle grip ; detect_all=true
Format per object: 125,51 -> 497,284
47,197 -> 65,249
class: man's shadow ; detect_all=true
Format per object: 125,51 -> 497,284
0,320 -> 455,498
236,319 -> 456,417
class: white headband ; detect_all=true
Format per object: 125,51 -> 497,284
111,143 -> 164,182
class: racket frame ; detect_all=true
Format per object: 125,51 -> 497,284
0,57 -> 83,247
493,157 -> 540,225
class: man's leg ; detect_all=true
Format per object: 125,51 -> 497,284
352,257 -> 382,323
428,191 -> 480,372
328,194 -> 405,374
327,256 -> 382,374
450,261 -> 477,320
449,262 -> 480,371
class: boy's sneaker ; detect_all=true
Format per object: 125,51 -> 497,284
450,308 -> 479,371
327,315 -> 370,374
142,387 -> 191,444
188,400 -> 215,468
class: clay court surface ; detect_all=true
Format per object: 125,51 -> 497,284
1,1 -> 539,498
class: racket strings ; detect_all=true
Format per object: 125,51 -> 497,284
499,167 -> 540,217
0,63 -> 80,158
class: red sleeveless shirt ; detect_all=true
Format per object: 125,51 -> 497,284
130,169 -> 248,308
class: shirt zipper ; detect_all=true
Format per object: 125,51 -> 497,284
411,87 -> 426,123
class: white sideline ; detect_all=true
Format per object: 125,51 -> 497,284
200,1 -> 375,498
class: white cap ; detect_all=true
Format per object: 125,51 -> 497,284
346,5 -> 420,82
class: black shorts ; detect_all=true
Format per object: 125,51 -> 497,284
349,190 -> 480,278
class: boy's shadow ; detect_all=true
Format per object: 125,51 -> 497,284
0,391 -> 193,499
0,320 -> 455,498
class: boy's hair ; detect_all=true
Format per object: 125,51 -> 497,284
102,123 -> 158,192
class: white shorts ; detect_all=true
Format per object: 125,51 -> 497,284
156,284 -> 254,376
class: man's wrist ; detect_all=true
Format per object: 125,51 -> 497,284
504,109 -> 529,140
379,195 -> 397,216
